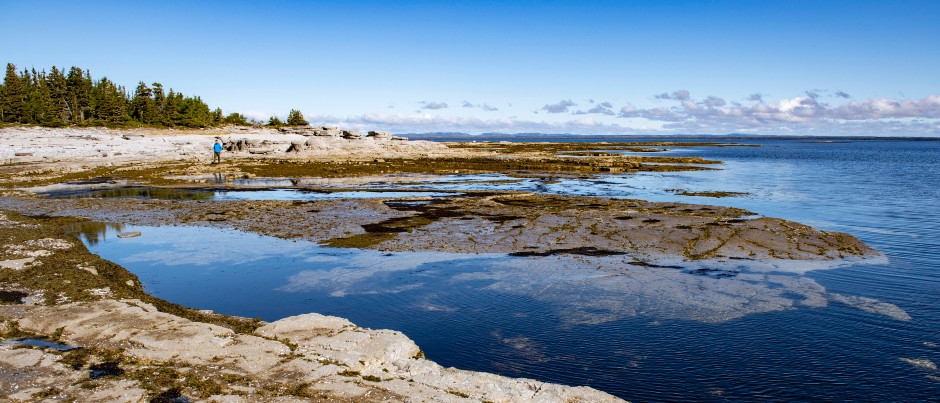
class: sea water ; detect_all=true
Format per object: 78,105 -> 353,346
78,138 -> 940,402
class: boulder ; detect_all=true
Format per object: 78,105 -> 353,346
286,142 -> 305,152
342,130 -> 364,139
316,130 -> 341,137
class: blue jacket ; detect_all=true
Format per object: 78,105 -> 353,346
214,142 -> 222,153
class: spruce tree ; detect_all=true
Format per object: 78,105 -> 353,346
131,81 -> 157,124
267,116 -> 284,127
94,77 -> 128,124
286,109 -> 308,126
66,67 -> 93,124
224,112 -> 249,126
152,82 -> 165,116
163,89 -> 181,126
3,62 -> 226,128
1,63 -> 27,123
46,66 -> 70,126
25,68 -> 53,125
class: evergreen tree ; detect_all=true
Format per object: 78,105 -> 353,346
25,68 -> 52,125
94,77 -> 128,124
152,82 -> 165,116
223,112 -> 249,126
45,66 -> 69,126
267,116 -> 284,127
286,109 -> 308,126
66,67 -> 93,124
212,107 -> 223,124
1,63 -> 27,123
131,81 -> 157,124
2,62 -> 226,128
163,89 -> 181,126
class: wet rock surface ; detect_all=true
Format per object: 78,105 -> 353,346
0,192 -> 879,263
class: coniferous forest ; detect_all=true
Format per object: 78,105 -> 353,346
0,63 -> 259,128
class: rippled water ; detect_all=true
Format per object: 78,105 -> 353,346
78,138 -> 940,402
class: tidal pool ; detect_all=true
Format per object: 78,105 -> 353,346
77,220 -> 913,401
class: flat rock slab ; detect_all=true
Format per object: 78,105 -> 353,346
0,300 -> 624,402
14,193 -> 875,263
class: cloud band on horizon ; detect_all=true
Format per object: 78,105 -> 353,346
247,91 -> 940,137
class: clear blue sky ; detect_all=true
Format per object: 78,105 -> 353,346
3,0 -> 939,135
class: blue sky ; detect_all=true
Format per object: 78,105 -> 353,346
3,0 -> 939,136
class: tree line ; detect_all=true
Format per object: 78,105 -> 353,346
0,63 -> 308,128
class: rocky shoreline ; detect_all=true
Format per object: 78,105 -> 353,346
0,126 -> 890,402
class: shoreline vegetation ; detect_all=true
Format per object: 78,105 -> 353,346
0,126 -> 885,401
0,62 -> 306,129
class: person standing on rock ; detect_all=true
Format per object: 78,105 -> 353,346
213,139 -> 223,163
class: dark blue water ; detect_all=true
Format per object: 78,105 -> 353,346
80,139 -> 940,402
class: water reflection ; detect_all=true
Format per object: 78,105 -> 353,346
82,224 -> 907,326
64,221 -> 125,246
53,187 -> 215,200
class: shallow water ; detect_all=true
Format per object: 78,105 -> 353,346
79,139 -> 940,402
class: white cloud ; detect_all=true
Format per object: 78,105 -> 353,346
540,99 -> 576,114
617,91 -> 940,135
462,101 -> 500,111
420,101 -> 449,110
575,101 -> 615,116
305,112 -> 647,135
303,92 -> 940,136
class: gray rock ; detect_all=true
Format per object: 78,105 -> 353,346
342,130 -> 364,139
286,142 -> 305,152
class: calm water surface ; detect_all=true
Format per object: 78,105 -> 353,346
80,139 -> 940,402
